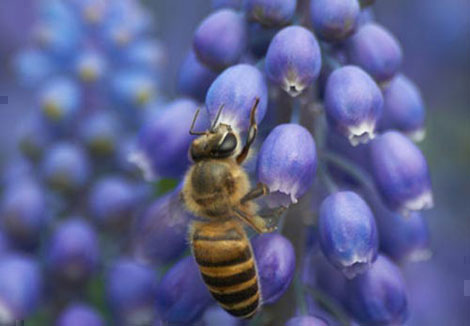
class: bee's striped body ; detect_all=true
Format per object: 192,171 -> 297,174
190,220 -> 260,319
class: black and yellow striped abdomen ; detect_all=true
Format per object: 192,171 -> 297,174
191,220 -> 260,319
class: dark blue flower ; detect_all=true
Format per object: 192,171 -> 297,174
56,302 -> 104,326
243,0 -> 297,27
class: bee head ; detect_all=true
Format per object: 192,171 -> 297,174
188,106 -> 239,161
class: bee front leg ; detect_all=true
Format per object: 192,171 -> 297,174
236,97 -> 259,164
232,207 -> 277,234
240,182 -> 269,204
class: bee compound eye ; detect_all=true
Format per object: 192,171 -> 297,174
218,133 -> 237,154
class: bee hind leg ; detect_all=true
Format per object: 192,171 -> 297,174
232,207 -> 277,234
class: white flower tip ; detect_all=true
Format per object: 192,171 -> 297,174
347,121 -> 376,146
283,77 -> 306,97
400,191 -> 434,216
407,128 -> 426,142
128,150 -> 156,182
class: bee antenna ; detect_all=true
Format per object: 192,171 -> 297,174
189,107 -> 206,136
210,104 -> 224,132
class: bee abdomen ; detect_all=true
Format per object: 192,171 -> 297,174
192,229 -> 260,319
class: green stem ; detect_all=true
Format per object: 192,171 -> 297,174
294,275 -> 308,315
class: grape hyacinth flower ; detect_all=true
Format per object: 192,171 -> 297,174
177,50 -> 219,103
318,191 -> 378,278
18,113 -> 52,161
14,48 -> 55,87
265,26 -> 322,97
202,305 -> 241,326
370,131 -> 433,215
193,9 -> 247,70
310,0 -> 360,42
286,315 -> 329,326
133,188 -> 190,264
39,77 -> 80,124
243,0 -> 297,27
46,218 -> 100,284
111,70 -> 157,108
57,303 -> 104,326
132,98 -> 200,180
206,64 -> 268,132
252,233 -> 296,304
0,179 -> 49,250
256,124 -> 317,207
379,74 -> 426,141
155,256 -> 212,324
346,23 -> 403,83
106,258 -> 159,326
79,111 -> 121,157
345,255 -> 408,325
41,142 -> 91,192
88,176 -> 138,230
74,50 -> 107,83
0,254 -> 43,323
324,65 -> 383,145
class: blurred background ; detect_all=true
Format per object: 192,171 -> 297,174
0,0 -> 469,325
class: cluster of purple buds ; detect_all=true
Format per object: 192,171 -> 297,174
1,0 -> 435,325
1,0 -> 168,324
137,0 -> 433,325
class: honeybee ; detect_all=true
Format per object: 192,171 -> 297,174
181,98 -> 283,319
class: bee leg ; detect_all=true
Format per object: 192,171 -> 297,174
232,207 -> 277,234
240,182 -> 269,204
236,97 -> 260,164
258,206 -> 287,219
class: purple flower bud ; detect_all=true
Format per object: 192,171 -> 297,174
256,124 -> 317,207
0,179 -> 49,250
252,233 -> 295,304
324,65 -> 383,145
0,254 -> 43,322
46,218 -> 99,283
310,0 -> 360,42
318,191 -> 378,278
132,98 -> 200,180
265,26 -> 322,97
39,78 -> 80,123
18,113 -> 52,161
370,131 -> 433,215
123,39 -> 167,73
286,316 -> 329,326
379,74 -> 426,141
133,188 -> 190,264
346,23 -> 402,83
202,305 -> 241,326
206,64 -> 268,132
88,176 -> 138,229
41,142 -> 91,192
14,49 -> 55,87
75,50 -> 107,83
243,0 -> 297,27
345,255 -> 408,325
111,71 -> 157,108
177,51 -> 219,103
193,9 -> 247,70
376,207 -> 431,263
79,111 -> 121,157
57,303 -> 104,326
106,258 -> 159,326
156,256 -> 212,324
212,0 -> 242,10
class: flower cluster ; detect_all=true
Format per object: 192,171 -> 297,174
1,0 -> 434,325
1,0 -> 166,324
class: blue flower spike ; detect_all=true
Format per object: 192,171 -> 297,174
243,0 -> 297,27
285,316 -> 329,326
193,9 -> 247,70
324,65 -> 383,146
256,124 -> 317,207
265,26 -> 322,97
318,191 -> 379,279
310,0 -> 360,42
206,64 -> 268,132
370,131 -> 433,215
39,78 -> 80,124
